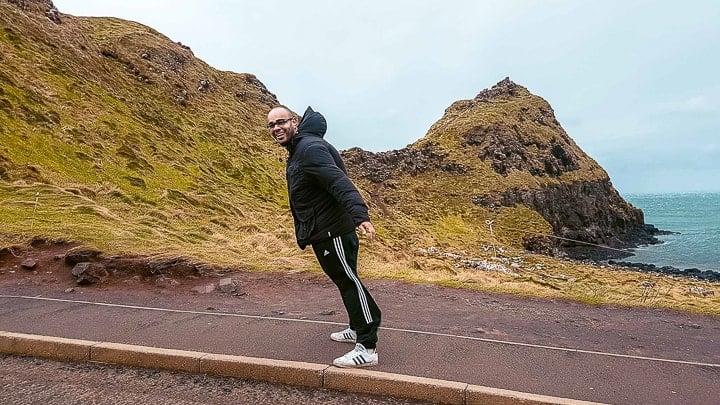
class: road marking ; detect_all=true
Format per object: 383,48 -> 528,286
2,294 -> 719,368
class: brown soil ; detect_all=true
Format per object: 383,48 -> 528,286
0,238 -> 231,292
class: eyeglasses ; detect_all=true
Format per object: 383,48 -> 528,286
267,117 -> 293,129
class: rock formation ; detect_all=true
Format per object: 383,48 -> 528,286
344,78 -> 658,259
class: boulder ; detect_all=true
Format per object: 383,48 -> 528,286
64,249 -> 101,265
71,262 -> 108,285
20,258 -> 37,269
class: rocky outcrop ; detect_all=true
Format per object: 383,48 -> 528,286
462,122 -> 580,177
474,77 -> 522,101
608,260 -> 720,282
459,78 -> 583,177
71,262 -> 108,284
343,143 -> 466,183
472,180 -> 660,257
8,0 -> 60,24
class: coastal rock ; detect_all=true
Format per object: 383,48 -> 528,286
609,260 -> 720,282
472,181 -> 653,257
523,236 -> 563,256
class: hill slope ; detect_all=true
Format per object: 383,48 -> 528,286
1,0 -> 295,269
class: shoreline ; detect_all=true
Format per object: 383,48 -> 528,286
606,259 -> 720,282
562,224 -> 719,282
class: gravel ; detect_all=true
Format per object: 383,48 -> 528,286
0,354 -> 429,405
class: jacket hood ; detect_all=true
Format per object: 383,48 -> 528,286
296,106 -> 327,138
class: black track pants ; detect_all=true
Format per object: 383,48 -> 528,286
312,232 -> 381,349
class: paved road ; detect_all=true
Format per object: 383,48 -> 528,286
0,353 -> 428,404
1,290 -> 718,404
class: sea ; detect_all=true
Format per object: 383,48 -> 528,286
624,192 -> 719,272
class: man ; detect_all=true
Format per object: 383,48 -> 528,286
267,105 -> 382,368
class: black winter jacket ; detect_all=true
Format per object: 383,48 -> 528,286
285,107 -> 370,249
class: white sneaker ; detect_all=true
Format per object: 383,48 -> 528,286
333,343 -> 378,368
330,327 -> 357,343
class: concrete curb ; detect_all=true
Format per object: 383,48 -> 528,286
0,331 -> 604,405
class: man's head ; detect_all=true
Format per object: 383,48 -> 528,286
267,106 -> 298,146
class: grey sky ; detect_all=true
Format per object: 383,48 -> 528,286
55,1 -> 720,194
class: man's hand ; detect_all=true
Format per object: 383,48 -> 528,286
358,221 -> 376,242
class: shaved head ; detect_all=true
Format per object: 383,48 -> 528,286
267,105 -> 298,146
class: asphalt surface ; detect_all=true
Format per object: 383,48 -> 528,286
1,262 -> 719,404
1,288 -> 719,405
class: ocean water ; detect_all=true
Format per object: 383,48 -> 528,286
624,192 -> 720,272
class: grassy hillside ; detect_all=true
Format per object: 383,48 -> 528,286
0,2 -> 300,270
1,1 -> 717,314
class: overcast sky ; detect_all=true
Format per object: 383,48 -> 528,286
55,1 -> 720,195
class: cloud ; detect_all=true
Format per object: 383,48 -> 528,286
53,0 -> 720,193
658,95 -> 717,113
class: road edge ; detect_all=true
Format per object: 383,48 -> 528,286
0,330 -> 604,405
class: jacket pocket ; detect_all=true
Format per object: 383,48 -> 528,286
295,206 -> 315,241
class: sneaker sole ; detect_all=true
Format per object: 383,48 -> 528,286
332,358 -> 378,368
330,337 -> 356,343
